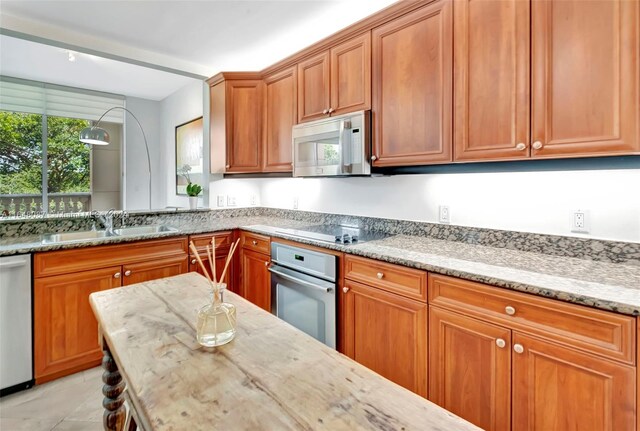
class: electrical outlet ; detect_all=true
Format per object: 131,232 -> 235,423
227,196 -> 237,207
250,194 -> 257,206
216,195 -> 225,207
293,196 -> 299,210
439,205 -> 450,224
571,209 -> 589,233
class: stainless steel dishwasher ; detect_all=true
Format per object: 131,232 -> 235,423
0,254 -> 33,395
268,242 -> 337,349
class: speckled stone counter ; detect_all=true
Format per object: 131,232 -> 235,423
2,208 -> 639,316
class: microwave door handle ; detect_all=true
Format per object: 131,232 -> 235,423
340,120 -> 352,171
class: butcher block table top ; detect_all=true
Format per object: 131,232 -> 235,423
90,272 -> 478,431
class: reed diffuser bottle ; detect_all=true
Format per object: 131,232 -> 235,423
189,237 -> 240,347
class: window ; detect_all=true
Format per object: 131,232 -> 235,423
0,77 -> 124,215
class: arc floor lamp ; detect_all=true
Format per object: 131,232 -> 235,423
79,107 -> 152,210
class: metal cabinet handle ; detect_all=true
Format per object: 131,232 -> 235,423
191,258 -> 197,265
252,240 -> 258,246
328,107 -> 335,114
532,141 -> 543,150
371,155 -> 377,161
505,306 -> 516,316
114,272 -> 121,279
343,287 -> 349,293
513,344 -> 524,354
376,272 -> 384,279
225,164 -> 230,169
124,270 -> 132,276
264,261 -> 270,267
496,338 -> 506,349
516,143 -> 526,151
322,109 -> 329,114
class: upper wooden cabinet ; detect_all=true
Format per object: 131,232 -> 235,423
372,1 -> 453,166
298,33 -> 371,123
210,76 -> 263,173
263,67 -> 297,172
530,0 -> 639,157
453,0 -> 530,161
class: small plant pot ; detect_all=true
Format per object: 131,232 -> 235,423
189,196 -> 198,210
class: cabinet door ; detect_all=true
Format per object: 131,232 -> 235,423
226,80 -> 263,172
241,249 -> 271,311
34,266 -> 122,383
263,67 -> 296,172
429,306 -> 511,431
453,0 -> 530,161
330,32 -> 371,116
512,333 -> 636,430
531,0 -> 639,157
372,1 -> 453,166
297,51 -> 330,123
189,252 -> 234,291
343,280 -> 427,397
123,256 -> 188,285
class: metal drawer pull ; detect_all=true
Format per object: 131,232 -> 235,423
516,143 -> 526,151
371,155 -> 377,161
252,240 -> 258,246
124,270 -> 132,276
532,141 -> 543,150
513,344 -> 524,354
496,338 -> 506,349
264,261 -> 270,267
114,272 -> 121,279
376,272 -> 384,279
328,107 -> 335,114
322,109 -> 329,114
505,306 -> 516,316
191,258 -> 197,265
343,287 -> 349,293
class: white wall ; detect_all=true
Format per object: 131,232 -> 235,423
124,97 -> 162,210
260,170 -> 640,243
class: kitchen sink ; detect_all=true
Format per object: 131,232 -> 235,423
114,225 -> 178,236
42,230 -> 116,243
41,225 -> 178,244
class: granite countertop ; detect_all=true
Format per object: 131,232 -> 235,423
2,217 -> 639,316
90,272 -> 480,431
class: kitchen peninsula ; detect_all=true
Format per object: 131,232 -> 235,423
89,272 -> 478,431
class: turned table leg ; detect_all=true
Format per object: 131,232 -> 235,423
102,341 -> 126,431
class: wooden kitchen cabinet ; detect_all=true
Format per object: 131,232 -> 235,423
34,266 -> 122,383
429,306 -> 511,431
34,237 -> 188,382
209,75 -> 264,173
263,66 -> 297,172
453,0 -> 530,161
371,1 -> 452,166
530,0 -> 639,158
189,231 -> 236,292
428,273 -> 637,430
298,33 -> 371,123
342,279 -> 428,397
240,248 -> 271,312
512,332 -> 636,430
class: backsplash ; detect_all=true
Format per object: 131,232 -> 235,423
1,207 -> 638,265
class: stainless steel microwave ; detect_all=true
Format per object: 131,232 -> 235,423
292,110 -> 371,177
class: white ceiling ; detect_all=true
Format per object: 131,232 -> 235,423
0,35 -> 199,100
0,0 -> 398,77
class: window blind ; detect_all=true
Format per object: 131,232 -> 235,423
0,77 -> 125,123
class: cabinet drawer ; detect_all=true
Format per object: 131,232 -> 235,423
241,231 -> 270,255
428,274 -> 636,364
189,231 -> 233,252
344,255 -> 427,302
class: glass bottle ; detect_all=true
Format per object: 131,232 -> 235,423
196,282 -> 237,347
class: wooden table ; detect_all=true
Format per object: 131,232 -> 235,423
90,272 -> 479,431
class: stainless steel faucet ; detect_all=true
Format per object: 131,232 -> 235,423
92,209 -> 115,235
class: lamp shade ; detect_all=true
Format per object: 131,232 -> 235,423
79,126 -> 110,145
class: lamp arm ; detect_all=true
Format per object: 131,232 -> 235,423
94,106 -> 152,210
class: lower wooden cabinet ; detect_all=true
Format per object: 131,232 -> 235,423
512,332 -> 636,431
240,248 -> 271,312
188,231 -> 236,292
342,279 -> 428,397
429,306 -> 511,431
34,237 -> 188,383
34,266 -> 122,383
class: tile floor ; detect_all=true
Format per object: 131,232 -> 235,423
0,367 -> 104,431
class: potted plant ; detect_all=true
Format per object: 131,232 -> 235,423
179,164 -> 203,209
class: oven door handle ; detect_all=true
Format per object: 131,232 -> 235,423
268,267 -> 333,293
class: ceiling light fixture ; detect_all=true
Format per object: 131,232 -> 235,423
68,51 -> 76,62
